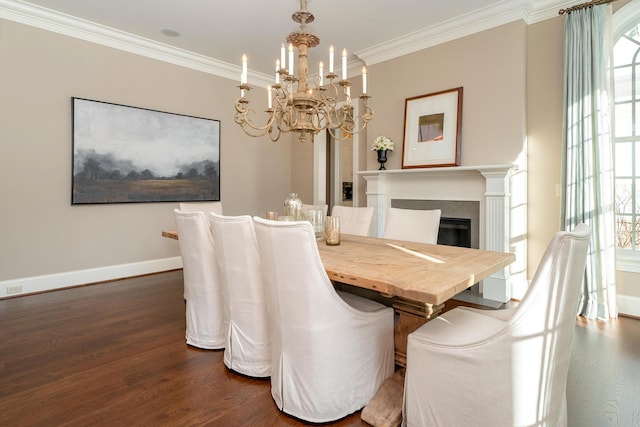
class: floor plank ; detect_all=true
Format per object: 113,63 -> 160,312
0,270 -> 638,426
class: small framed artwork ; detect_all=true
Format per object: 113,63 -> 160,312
71,98 -> 220,204
402,87 -> 463,169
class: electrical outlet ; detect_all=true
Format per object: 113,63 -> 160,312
6,285 -> 22,295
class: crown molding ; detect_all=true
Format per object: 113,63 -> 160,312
0,0 -> 275,87
355,0 -> 579,66
0,0 -> 578,84
355,1 -> 528,66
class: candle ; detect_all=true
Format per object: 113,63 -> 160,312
319,61 -> 324,86
275,60 -> 280,84
242,54 -> 247,84
329,45 -> 334,73
267,85 -> 272,109
288,43 -> 294,75
281,43 -> 286,70
362,66 -> 367,94
342,49 -> 347,80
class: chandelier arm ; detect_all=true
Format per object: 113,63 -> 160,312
234,101 -> 278,137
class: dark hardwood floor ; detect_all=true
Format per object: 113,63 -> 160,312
0,270 -> 638,426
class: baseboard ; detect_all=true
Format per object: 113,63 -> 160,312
0,257 -> 183,298
618,294 -> 640,318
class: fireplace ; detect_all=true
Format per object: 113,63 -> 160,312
438,217 -> 472,248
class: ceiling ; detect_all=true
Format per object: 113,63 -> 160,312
1,0 -> 579,81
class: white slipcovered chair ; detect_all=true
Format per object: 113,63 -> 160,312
252,217 -> 395,423
173,209 -> 225,349
209,213 -> 270,378
178,201 -> 223,216
403,224 -> 591,427
383,207 -> 441,244
331,205 -> 374,236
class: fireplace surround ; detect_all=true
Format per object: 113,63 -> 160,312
358,164 -> 519,302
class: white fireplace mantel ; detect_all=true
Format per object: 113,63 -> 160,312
357,164 -> 517,302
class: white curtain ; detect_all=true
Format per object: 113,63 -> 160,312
561,4 -> 618,319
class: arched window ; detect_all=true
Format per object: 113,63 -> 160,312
614,1 -> 640,271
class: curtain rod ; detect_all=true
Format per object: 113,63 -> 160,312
558,0 -> 618,15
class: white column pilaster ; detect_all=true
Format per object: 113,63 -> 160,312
363,174 -> 386,237
480,170 -> 512,302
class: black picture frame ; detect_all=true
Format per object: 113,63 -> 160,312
71,97 -> 220,204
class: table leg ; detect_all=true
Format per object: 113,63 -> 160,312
360,298 -> 443,427
392,298 -> 443,367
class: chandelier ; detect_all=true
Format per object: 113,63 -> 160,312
234,0 -> 374,143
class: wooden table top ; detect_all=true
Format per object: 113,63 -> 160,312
318,234 -> 514,306
162,230 -> 514,306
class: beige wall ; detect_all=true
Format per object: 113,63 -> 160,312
0,18 -> 290,281
526,16 -> 565,279
366,21 -> 526,171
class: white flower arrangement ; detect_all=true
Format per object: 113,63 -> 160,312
371,135 -> 394,151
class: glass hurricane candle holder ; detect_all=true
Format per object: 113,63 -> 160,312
325,216 -> 340,246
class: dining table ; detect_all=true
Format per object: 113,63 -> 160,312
162,229 -> 514,365
162,228 -> 515,426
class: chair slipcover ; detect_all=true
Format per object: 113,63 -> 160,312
383,207 -> 441,244
253,217 -> 395,423
209,213 -> 270,378
403,224 -> 591,427
173,209 -> 225,349
178,201 -> 223,216
331,205 -> 374,236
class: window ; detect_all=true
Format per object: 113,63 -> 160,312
614,3 -> 640,271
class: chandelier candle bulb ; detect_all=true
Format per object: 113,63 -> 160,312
275,60 -> 280,84
268,86 -> 272,109
329,45 -> 334,73
319,61 -> 323,86
241,54 -> 247,84
362,66 -> 367,94
342,49 -> 347,80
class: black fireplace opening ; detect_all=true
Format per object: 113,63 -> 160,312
438,217 -> 472,248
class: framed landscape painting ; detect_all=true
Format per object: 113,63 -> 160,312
71,98 -> 220,204
402,87 -> 463,169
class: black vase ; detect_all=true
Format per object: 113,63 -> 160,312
377,149 -> 388,170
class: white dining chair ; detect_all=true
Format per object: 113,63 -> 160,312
402,224 -> 591,427
209,213 -> 270,378
178,201 -> 223,216
331,205 -> 374,236
383,207 -> 441,244
173,209 -> 225,349
253,216 -> 395,423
